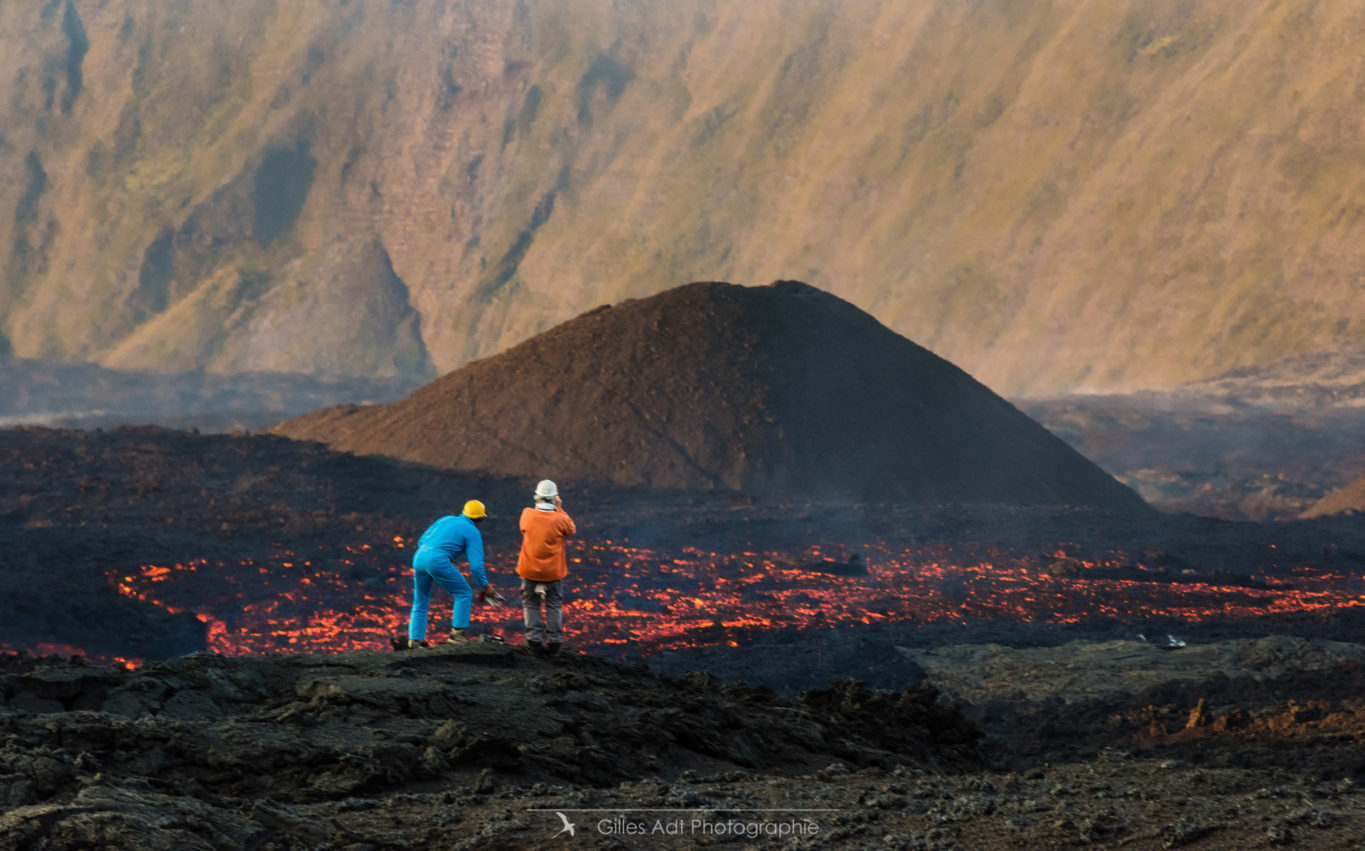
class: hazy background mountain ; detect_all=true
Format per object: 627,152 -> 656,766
0,358 -> 421,433
4,0 -> 1365,398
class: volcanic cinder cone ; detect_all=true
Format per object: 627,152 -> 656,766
274,281 -> 1147,509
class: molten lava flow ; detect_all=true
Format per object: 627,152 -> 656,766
88,535 -> 1365,665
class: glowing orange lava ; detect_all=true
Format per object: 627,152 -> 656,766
85,536 -> 1365,667
0,641 -> 140,670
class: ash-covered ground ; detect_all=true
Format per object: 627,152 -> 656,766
5,426 -> 1365,848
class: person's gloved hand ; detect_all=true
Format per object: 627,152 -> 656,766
478,585 -> 506,607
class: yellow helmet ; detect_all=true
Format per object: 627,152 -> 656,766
462,499 -> 487,519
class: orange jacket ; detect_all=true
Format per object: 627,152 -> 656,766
516,506 -> 577,581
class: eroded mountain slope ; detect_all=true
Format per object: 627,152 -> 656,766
4,0 -> 1364,394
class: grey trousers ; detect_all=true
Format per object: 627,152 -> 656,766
521,578 -> 564,645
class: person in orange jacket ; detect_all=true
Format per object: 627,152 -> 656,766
517,479 -> 576,655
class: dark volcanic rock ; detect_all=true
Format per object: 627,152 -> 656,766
0,644 -> 980,849
0,425 -> 533,658
799,679 -> 982,759
275,281 -> 1148,508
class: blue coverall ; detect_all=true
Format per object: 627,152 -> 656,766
408,514 -> 487,641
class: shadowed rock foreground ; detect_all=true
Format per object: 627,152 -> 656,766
0,644 -> 977,849
7,637 -> 1365,849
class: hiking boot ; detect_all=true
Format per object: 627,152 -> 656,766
545,642 -> 563,657
407,639 -> 428,650
448,628 -> 466,643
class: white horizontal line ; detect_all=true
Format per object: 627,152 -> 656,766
526,808 -> 840,812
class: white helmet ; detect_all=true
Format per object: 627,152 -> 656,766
534,479 -> 558,500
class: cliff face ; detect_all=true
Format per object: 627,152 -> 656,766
4,0 -> 1365,394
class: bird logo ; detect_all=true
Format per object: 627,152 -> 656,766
554,811 -> 576,838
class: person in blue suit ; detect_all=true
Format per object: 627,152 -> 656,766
407,500 -> 501,648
